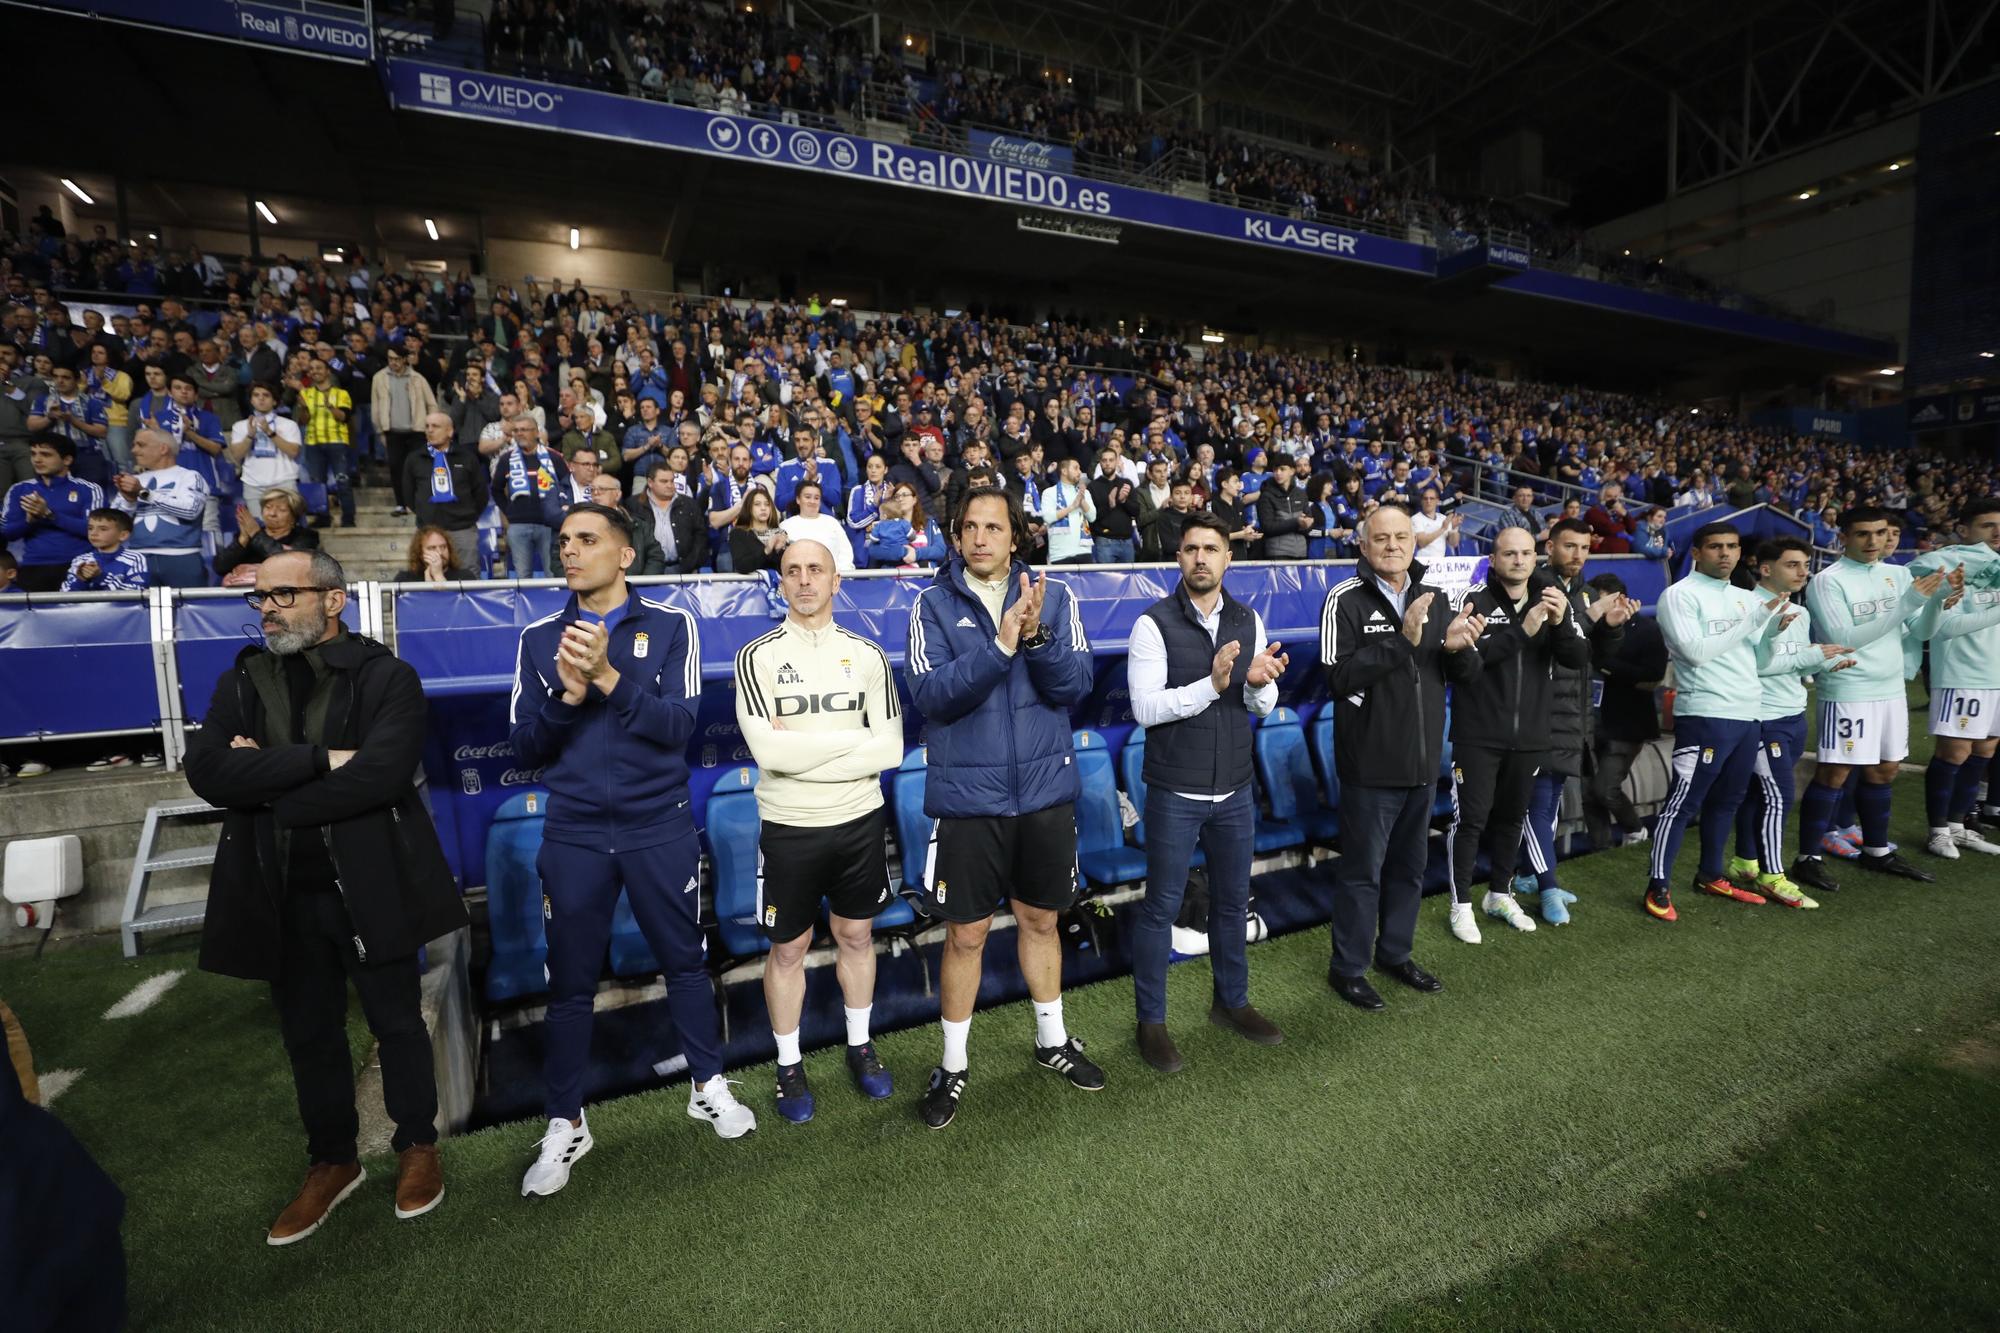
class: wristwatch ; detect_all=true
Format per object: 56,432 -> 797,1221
1020,623 -> 1052,651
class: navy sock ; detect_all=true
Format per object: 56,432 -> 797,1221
1797,781 -> 1843,859
1835,781 -> 1859,830
1926,759 -> 1963,826
1856,780 -> 1894,850
1952,758 -> 1989,823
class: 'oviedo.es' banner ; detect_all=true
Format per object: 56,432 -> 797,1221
384,59 -> 1431,276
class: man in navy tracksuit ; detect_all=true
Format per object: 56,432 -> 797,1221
906,484 -> 1101,1129
509,501 -> 754,1198
0,436 -> 102,591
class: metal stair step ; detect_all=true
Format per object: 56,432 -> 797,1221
143,847 -> 217,873
129,900 -> 208,931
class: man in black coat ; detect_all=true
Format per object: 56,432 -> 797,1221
185,549 -> 466,1247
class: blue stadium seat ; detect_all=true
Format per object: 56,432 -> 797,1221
1254,707 -> 1340,845
482,789 -> 551,1002
1307,710 -> 1341,810
891,747 -> 932,902
1074,729 -> 1147,887
700,765 -> 770,961
1118,728 -> 1205,868
1248,713 -> 1306,853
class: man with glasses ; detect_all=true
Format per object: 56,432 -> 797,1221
185,549 -> 466,1245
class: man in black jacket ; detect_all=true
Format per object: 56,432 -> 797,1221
1255,457 -> 1314,560
1444,527 -> 1589,943
185,549 -> 466,1247
1585,571 -> 1667,848
405,411 -> 491,575
624,463 -> 707,574
1086,446 -> 1140,562
1516,518 -> 1637,906
1319,503 -> 1484,1010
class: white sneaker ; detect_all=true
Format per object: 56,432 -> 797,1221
1925,829 -> 1962,860
688,1076 -> 756,1139
1482,891 -> 1538,932
1951,824 -> 2000,855
1622,827 -> 1650,846
521,1113 -> 592,1197
16,761 -> 50,778
1169,924 -> 1211,956
1446,901 -> 1483,944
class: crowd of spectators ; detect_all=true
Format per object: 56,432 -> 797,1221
8,220 -> 1990,595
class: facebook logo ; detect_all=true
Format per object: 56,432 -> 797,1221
419,73 -> 453,106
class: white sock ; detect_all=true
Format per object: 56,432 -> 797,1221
940,1017 -> 971,1073
773,1028 -> 801,1066
1863,845 -> 1892,857
1933,826 -> 1954,837
843,1004 -> 872,1047
1033,998 -> 1067,1048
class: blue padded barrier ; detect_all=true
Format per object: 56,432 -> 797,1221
0,595 -> 157,739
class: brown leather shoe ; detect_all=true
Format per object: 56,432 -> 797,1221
267,1161 -> 365,1246
1136,1021 -> 1183,1073
1209,1003 -> 1285,1045
394,1144 -> 445,1221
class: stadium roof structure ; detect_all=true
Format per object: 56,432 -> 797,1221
863,0 -> 2000,213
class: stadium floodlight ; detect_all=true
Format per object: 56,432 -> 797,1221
829,298 -> 849,306
569,227 -> 580,250
1981,351 -> 1996,359
424,217 -> 439,241
147,232 -> 158,241
255,200 -> 278,225
1201,331 -> 1225,344
1879,367 -> 1900,375
1796,190 -> 1816,200
1887,162 -> 1901,171
59,177 -> 93,205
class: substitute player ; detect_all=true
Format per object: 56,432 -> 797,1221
1911,498 -> 2000,859
906,485 -> 1099,1128
1645,523 -> 1790,921
1792,507 -> 1955,885
510,501 -> 754,1198
735,538 -> 905,1121
1725,536 -> 1854,904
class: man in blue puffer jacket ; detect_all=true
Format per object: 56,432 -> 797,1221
906,484 -> 1101,1129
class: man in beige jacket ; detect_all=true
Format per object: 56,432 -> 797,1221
371,344 -> 439,517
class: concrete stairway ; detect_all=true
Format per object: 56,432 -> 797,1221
314,483 -> 423,582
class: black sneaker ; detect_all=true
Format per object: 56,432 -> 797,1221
1788,856 -> 1841,894
1855,851 -> 1935,883
1033,1035 -> 1106,1091
844,1041 -> 893,1099
919,1066 -> 967,1130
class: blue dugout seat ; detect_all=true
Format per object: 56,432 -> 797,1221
482,789 -> 551,1002
1074,729 -> 1147,888
701,765 -> 769,961
1254,707 -> 1340,845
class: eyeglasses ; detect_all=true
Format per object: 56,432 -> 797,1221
243,586 -> 337,608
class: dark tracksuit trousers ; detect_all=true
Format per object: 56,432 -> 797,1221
273,888 -> 437,1164
537,825 -> 720,1121
1448,746 -> 1544,905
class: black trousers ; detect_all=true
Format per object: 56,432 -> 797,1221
1447,745 -> 1544,904
1330,783 -> 1431,977
384,430 -> 424,509
271,889 -> 437,1164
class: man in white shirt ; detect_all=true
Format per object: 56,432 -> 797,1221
1127,513 -> 1290,1072
1040,456 -> 1097,564
113,427 -> 211,587
227,382 -> 303,514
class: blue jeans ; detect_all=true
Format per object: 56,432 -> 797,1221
141,551 -> 207,588
1093,537 -> 1135,564
1132,786 -> 1254,1023
1649,715 -> 1761,884
302,443 -> 356,524
506,523 -> 553,578
536,831 -> 719,1119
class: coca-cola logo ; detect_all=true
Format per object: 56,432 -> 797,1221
704,723 -> 738,738
454,742 -> 515,761
984,136 -> 1059,168
499,767 -> 546,786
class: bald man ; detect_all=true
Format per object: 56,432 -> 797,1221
405,410 -> 489,574
733,538 -> 904,1121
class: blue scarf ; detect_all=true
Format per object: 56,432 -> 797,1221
506,445 -> 553,501
428,447 -> 458,502
248,414 -> 281,459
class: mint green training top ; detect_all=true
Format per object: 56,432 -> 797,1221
1908,543 -> 2000,691
1658,570 -> 1778,721
1803,556 -> 1945,704
1756,596 -> 1828,718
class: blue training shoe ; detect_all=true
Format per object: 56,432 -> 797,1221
845,1041 -> 894,1100
774,1062 -> 814,1123
1539,887 -> 1571,926
1515,873 -> 1576,907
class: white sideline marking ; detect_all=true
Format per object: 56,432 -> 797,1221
103,969 -> 186,1020
39,1068 -> 83,1107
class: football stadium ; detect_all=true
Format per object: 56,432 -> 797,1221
1,1 -> 1997,1328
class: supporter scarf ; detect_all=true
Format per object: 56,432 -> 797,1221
250,414 -> 280,459
429,447 -> 458,502
506,446 -> 553,501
